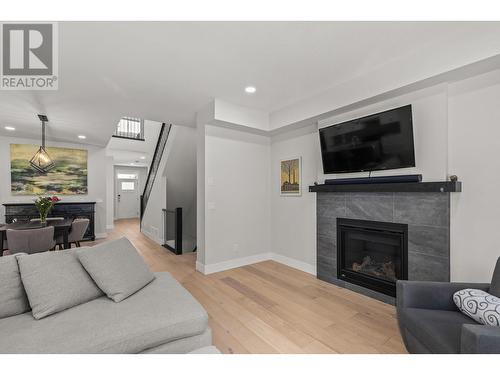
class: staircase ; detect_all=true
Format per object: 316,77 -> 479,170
140,123 -> 171,225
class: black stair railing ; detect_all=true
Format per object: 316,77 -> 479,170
140,123 -> 171,225
162,207 -> 183,255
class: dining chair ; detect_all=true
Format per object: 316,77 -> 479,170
56,218 -> 89,249
6,226 -> 56,255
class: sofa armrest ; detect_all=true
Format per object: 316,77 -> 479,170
461,324 -> 500,353
396,280 -> 490,311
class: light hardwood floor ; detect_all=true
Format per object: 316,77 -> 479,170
91,218 -> 407,354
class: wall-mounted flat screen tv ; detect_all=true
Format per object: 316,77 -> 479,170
319,105 -> 415,174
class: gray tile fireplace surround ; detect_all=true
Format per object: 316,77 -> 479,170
317,192 -> 450,304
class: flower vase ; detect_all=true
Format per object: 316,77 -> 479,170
39,213 -> 48,225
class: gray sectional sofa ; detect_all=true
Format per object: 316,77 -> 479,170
0,238 -> 218,354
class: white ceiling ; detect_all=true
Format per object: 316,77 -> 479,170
1,21 -> 499,145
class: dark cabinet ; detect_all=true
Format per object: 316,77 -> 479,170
3,202 -> 96,241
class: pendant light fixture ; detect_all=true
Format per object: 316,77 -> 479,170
30,114 -> 55,173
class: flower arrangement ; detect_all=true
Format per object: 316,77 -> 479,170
34,195 -> 61,223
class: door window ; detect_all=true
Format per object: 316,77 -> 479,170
121,181 -> 135,191
117,173 -> 137,180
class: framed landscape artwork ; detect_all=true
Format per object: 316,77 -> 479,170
10,144 -> 88,195
280,157 -> 301,196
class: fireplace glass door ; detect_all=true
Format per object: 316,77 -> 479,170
337,218 -> 408,296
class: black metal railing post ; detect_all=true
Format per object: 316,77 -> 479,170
174,207 -> 183,255
162,207 -> 183,255
139,195 -> 144,229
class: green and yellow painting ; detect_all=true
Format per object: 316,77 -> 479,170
280,157 -> 301,196
10,144 -> 88,195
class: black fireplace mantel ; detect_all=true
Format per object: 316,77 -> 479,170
309,181 -> 461,193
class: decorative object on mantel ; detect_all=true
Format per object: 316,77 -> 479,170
280,157 -> 301,196
10,144 -> 88,195
34,196 -> 60,224
449,174 -> 458,182
30,115 -> 55,173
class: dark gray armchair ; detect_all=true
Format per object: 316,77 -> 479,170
397,257 -> 500,354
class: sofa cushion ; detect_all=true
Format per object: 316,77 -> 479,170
400,307 -> 478,353
0,254 -> 30,319
454,289 -> 500,326
490,257 -> 500,298
77,237 -> 155,302
18,249 -> 103,319
0,272 -> 208,353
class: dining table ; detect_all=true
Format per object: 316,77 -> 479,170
0,217 -> 73,256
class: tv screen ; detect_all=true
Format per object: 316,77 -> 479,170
319,105 -> 415,174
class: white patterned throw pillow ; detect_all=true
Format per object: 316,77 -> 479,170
453,289 -> 500,327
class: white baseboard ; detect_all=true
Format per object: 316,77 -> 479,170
196,252 -> 316,276
95,232 -> 107,239
198,252 -> 272,275
270,253 -> 316,275
195,261 -> 206,273
106,224 -> 114,230
141,229 -> 163,245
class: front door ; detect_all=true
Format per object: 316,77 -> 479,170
116,178 -> 139,219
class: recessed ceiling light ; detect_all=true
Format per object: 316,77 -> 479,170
4,126 -> 15,131
78,135 -> 86,139
244,86 -> 256,94
140,156 -> 146,160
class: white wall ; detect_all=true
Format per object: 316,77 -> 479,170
317,85 -> 449,182
141,125 -> 197,246
214,99 -> 269,131
196,70 -> 500,283
198,86 -> 452,275
268,71 -> 500,282
105,156 -> 114,229
270,126 -> 318,273
141,135 -> 169,244
448,69 -> 500,282
164,126 -> 197,243
202,125 -> 271,269
0,136 -> 109,237
267,86 -> 450,274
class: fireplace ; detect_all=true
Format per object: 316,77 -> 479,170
337,218 -> 408,297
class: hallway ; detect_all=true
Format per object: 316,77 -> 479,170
94,219 -> 197,275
